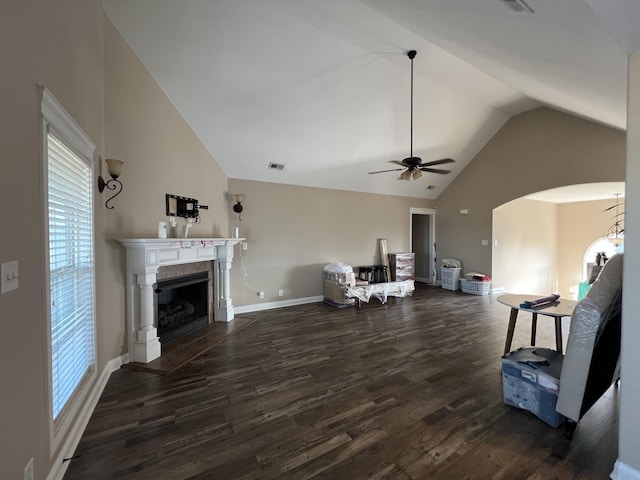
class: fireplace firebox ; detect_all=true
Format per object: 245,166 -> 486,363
155,271 -> 209,344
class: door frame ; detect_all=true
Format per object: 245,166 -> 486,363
410,207 -> 437,284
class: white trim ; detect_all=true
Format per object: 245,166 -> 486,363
39,86 -> 98,457
39,86 -> 95,158
491,286 -> 507,295
45,354 -> 129,480
235,295 -> 323,314
611,460 -> 640,480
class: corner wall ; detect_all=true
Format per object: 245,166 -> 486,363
435,107 -> 625,277
100,18 -> 230,364
617,51 -> 640,478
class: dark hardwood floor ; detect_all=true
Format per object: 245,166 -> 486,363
64,284 -> 618,479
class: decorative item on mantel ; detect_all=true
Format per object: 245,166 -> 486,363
603,193 -> 624,246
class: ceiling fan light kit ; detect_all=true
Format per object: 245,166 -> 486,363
368,50 -> 454,181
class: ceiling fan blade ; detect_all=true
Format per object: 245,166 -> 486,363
368,168 -> 405,174
420,158 -> 455,167
418,167 -> 451,174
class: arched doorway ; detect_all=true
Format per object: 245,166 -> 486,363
492,182 -> 624,298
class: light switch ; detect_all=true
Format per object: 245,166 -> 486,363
481,240 -> 489,246
1,261 -> 19,294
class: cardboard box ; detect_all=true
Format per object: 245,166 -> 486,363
388,253 -> 415,281
501,347 -> 564,427
323,280 -> 354,306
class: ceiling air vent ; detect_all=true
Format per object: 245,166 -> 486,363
268,162 -> 285,170
502,0 -> 534,13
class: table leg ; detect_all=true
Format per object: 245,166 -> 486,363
555,316 -> 563,354
504,308 -> 519,355
531,313 -> 538,346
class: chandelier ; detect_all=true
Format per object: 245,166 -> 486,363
604,193 -> 624,245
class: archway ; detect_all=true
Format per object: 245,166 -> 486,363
492,182 -> 624,298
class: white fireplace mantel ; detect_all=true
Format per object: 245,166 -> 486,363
118,238 -> 243,363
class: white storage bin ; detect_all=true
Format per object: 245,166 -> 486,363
459,278 -> 491,295
441,267 -> 461,291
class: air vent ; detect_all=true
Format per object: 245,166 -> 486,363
427,185 -> 437,190
502,0 -> 534,13
268,162 -> 285,170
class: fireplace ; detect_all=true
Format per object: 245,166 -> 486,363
118,238 -> 243,364
155,271 -> 209,344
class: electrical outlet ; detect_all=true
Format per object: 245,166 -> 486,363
242,242 -> 248,250
24,458 -> 34,480
278,289 -> 284,297
258,291 -> 264,298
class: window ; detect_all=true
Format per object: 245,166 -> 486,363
40,87 -> 97,452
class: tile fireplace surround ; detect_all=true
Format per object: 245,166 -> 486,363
118,238 -> 243,363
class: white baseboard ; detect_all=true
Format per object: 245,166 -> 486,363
490,286 -> 506,295
611,460 -> 640,480
235,295 -> 324,314
46,353 -> 129,480
414,276 -> 431,284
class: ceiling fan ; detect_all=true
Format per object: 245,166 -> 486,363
369,50 -> 455,181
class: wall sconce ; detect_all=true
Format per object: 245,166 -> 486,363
233,194 -> 244,220
98,158 -> 124,209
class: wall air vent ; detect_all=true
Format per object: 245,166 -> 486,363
502,0 -> 534,13
268,162 -> 285,170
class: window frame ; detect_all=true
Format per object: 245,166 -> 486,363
39,86 -> 98,456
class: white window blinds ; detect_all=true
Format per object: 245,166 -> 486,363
47,132 -> 96,419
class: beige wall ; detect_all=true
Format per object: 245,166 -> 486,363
227,179 -> 433,306
618,51 -> 640,475
556,198 -> 623,299
435,107 -> 625,277
492,198 -> 558,295
0,2 -> 105,479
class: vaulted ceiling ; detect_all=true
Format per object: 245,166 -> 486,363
102,0 -> 640,199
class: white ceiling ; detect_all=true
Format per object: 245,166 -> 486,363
102,0 -> 638,200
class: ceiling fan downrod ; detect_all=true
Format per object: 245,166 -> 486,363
408,50 -> 416,160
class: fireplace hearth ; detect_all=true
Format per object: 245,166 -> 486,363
156,271 -> 209,344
